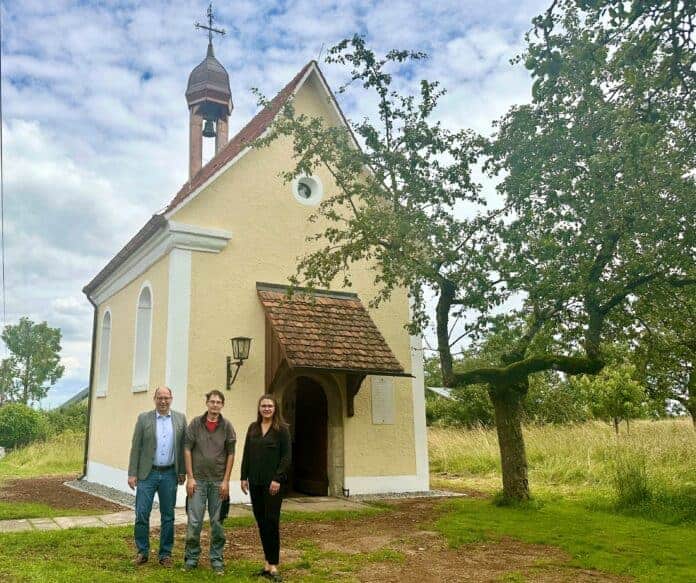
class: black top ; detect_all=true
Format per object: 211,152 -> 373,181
240,423 -> 291,485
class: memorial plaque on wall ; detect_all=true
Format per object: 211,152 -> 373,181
371,376 -> 395,424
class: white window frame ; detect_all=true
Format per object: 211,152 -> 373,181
95,308 -> 112,398
132,282 -> 153,393
292,175 -> 323,206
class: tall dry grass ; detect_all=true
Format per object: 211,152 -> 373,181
0,430 -> 84,479
429,419 -> 696,496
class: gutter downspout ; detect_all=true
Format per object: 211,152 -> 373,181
80,293 -> 98,480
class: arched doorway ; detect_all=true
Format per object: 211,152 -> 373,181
287,377 -> 329,496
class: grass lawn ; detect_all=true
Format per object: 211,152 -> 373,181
1,421 -> 694,580
437,496 -> 696,582
430,418 -> 696,581
0,501 -> 100,520
0,508 -> 396,583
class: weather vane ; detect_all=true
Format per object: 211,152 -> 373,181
195,3 -> 226,46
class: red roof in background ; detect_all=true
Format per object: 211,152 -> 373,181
84,61 -> 315,295
257,284 -> 407,375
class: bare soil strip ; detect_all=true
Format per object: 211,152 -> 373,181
0,475 -> 127,512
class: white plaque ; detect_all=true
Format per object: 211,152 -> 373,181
371,376 -> 394,424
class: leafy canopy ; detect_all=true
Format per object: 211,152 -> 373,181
1,317 -> 64,405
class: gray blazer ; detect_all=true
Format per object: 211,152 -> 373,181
128,409 -> 187,480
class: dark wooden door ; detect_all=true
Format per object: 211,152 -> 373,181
292,378 -> 328,495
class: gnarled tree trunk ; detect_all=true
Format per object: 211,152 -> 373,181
489,384 -> 529,501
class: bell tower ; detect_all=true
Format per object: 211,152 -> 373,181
186,4 -> 233,179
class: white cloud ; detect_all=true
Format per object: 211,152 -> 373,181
1,0 -> 549,405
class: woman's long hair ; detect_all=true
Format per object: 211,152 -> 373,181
252,393 -> 287,433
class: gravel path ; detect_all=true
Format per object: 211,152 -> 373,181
64,478 -> 144,509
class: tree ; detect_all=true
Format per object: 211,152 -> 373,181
572,363 -> 646,433
260,6 -> 694,500
632,285 -> 696,427
0,358 -> 19,405
1,317 -> 64,405
444,0 -> 695,498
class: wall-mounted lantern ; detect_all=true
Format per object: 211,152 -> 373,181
226,336 -> 251,389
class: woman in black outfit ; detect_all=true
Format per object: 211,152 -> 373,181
240,394 -> 291,581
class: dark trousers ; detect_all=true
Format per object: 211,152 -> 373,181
249,483 -> 283,565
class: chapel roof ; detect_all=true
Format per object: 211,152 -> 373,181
84,60 -> 316,295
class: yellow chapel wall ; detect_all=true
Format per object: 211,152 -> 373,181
170,74 -> 417,479
88,255 -> 170,470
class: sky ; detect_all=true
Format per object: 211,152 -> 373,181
0,0 -> 549,407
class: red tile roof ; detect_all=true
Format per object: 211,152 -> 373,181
257,284 -> 407,375
84,61 -> 315,295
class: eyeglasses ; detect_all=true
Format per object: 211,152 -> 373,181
155,397 -> 172,401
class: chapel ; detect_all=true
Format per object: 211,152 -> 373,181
82,21 -> 428,504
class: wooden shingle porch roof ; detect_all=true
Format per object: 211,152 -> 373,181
257,282 -> 410,416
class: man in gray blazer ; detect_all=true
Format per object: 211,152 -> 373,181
128,386 -> 186,567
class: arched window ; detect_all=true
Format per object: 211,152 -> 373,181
96,310 -> 111,397
132,285 -> 152,391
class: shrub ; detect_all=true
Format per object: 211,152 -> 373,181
426,385 -> 494,428
613,448 -> 652,507
0,403 -> 50,449
46,402 -> 87,434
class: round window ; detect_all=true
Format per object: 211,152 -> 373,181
292,175 -> 323,206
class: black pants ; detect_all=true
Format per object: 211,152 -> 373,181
249,483 -> 283,565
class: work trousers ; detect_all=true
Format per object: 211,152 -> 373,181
134,467 -> 177,559
184,480 -> 225,569
249,483 -> 283,565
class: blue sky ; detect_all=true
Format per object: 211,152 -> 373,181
0,0 -> 548,407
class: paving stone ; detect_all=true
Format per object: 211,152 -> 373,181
53,516 -> 107,529
99,511 -> 133,525
0,495 -> 374,532
28,518 -> 60,530
0,519 -> 32,532
226,504 -> 253,517
282,499 -> 367,512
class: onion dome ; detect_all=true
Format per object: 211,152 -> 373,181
185,42 -> 232,116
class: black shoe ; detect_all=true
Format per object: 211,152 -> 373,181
254,568 -> 271,577
133,553 -> 148,566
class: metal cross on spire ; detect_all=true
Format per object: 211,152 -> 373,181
195,3 -> 225,50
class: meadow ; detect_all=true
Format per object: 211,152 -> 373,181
0,419 -> 694,581
429,418 -> 696,524
0,430 -> 84,480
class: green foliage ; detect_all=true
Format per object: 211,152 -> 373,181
572,364 -> 647,431
628,284 -> 696,424
46,402 -> 88,434
426,386 -> 494,428
524,375 -> 588,424
1,317 -> 64,405
0,403 -> 49,449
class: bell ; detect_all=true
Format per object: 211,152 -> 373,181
202,119 -> 216,138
